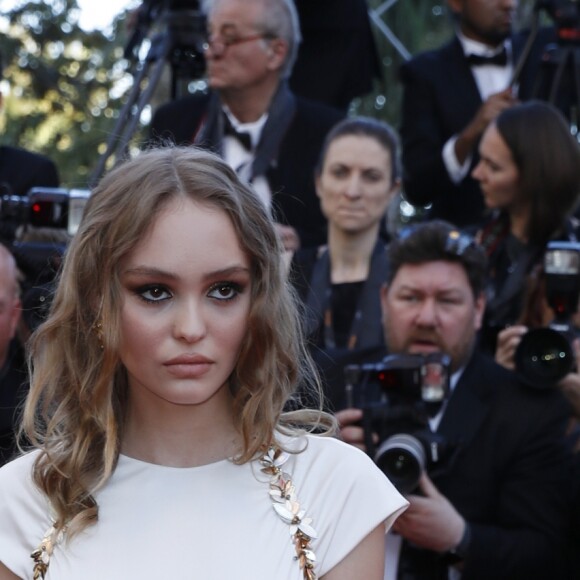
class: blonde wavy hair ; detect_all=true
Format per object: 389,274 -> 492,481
22,146 -> 334,537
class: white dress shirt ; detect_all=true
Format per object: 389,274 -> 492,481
442,32 -> 515,184
222,107 -> 272,213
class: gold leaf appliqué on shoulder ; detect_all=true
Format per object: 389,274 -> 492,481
31,524 -> 64,579
261,445 -> 318,580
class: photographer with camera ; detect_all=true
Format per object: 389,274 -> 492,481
493,240 -> 580,419
338,220 -> 574,579
497,323 -> 580,418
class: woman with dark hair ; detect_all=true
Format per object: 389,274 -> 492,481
471,100 -> 580,354
0,147 -> 407,579
290,116 -> 400,410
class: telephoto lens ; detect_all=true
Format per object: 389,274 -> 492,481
374,433 -> 426,495
514,327 -> 575,389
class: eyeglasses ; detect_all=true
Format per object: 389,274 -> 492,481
203,33 -> 274,57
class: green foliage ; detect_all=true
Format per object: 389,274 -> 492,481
0,0 -> 134,187
353,0 -> 452,124
354,0 -> 539,125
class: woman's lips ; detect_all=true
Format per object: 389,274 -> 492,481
164,355 -> 214,378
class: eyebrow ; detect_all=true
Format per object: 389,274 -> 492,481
122,265 -> 251,281
396,285 -> 464,296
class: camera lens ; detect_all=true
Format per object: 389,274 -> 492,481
375,433 -> 425,494
514,327 -> 574,389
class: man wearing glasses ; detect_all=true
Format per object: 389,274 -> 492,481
338,221 -> 574,579
150,0 -> 343,250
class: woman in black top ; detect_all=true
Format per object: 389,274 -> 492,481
471,101 -> 580,355
290,117 -> 400,409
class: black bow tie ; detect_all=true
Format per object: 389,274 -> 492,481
223,116 -> 253,151
466,48 -> 508,67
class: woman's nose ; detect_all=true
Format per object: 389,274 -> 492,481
173,299 -> 207,343
471,161 -> 484,181
344,174 -> 362,199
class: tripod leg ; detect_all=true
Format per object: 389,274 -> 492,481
572,51 -> 580,141
111,55 -> 169,164
548,48 -> 569,104
89,33 -> 174,186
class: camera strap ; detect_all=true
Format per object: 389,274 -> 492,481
305,240 -> 387,350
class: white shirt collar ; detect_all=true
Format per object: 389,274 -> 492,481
456,30 -> 511,58
222,106 -> 268,150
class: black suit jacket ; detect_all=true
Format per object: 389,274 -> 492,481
399,29 -> 556,227
398,351 -> 573,579
0,146 -> 59,198
290,0 -> 381,111
149,91 -> 343,248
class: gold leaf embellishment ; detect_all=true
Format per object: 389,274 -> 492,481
261,445 -> 318,580
31,525 -> 64,580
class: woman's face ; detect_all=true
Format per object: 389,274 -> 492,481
315,134 -> 399,236
472,123 -> 523,213
118,197 -> 252,413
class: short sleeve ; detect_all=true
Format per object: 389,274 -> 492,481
286,435 -> 408,577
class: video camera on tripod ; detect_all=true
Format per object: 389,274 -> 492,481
344,352 -> 457,494
515,241 -> 580,388
0,184 -> 88,332
124,0 -> 207,86
536,0 -> 580,41
514,0 -> 580,133
90,0 -> 207,186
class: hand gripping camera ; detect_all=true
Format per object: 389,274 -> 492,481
344,352 -> 456,494
515,241 -> 580,388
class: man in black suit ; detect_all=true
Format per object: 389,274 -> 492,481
338,221 -> 573,579
150,0 -> 343,250
290,0 -> 381,112
399,0 -> 553,228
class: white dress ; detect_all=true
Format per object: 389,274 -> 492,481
0,434 -> 408,579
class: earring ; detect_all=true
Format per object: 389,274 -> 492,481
94,321 -> 104,350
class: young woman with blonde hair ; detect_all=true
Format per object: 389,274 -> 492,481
0,147 -> 406,579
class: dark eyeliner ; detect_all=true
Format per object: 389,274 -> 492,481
208,281 -> 244,301
133,284 -> 172,304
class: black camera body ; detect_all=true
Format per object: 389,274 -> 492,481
536,0 -> 580,39
344,352 -> 455,494
0,186 -> 90,240
515,241 -> 580,388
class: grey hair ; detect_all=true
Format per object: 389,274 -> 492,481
204,0 -> 301,79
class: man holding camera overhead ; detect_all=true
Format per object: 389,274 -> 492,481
338,220 -> 573,579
